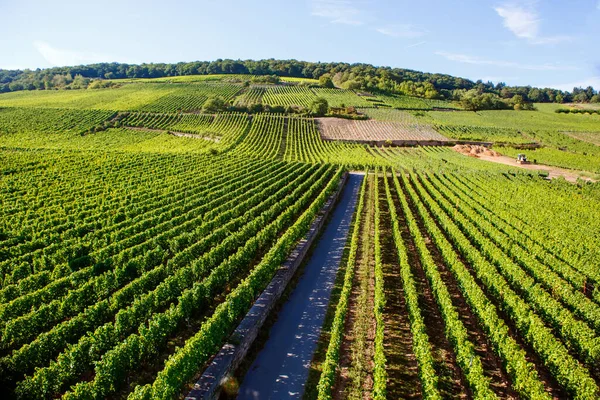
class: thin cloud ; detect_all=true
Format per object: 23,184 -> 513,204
34,41 -> 116,67
311,0 -> 365,25
597,0 -> 600,10
435,51 -> 580,71
376,24 -> 427,38
405,41 -> 427,49
494,3 -> 572,45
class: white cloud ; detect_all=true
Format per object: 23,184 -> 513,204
494,3 -> 572,45
435,51 -> 580,71
494,4 -> 539,39
33,41 -> 116,67
376,24 -> 427,38
311,0 -> 365,25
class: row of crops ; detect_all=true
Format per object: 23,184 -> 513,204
240,85 -> 381,108
120,112 -> 215,132
119,111 -> 251,146
0,149 -> 346,399
433,125 -> 534,144
137,82 -> 242,113
0,77 -> 470,113
318,116 -> 448,142
2,108 -> 599,400
0,83 -> 243,112
0,107 -> 115,135
362,93 -> 462,110
1,106 -> 534,173
314,168 -> 600,399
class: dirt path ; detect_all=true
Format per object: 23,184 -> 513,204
237,173 -> 364,400
476,154 -> 595,183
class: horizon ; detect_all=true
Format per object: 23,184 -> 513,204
1,0 -> 599,92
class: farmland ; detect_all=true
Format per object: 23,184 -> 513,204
317,114 -> 448,143
1,76 -> 600,400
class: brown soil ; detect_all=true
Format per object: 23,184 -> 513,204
453,145 -> 596,183
315,117 -> 447,143
453,144 -> 500,157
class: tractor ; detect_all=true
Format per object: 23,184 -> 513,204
516,153 -> 530,164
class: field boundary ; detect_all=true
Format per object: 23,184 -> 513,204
185,172 -> 349,400
123,126 -> 221,142
322,137 -> 493,147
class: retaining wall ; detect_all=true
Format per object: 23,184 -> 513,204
185,172 -> 349,400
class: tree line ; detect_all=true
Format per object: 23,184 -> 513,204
0,59 -> 597,107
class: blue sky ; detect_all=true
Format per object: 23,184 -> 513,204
0,0 -> 598,91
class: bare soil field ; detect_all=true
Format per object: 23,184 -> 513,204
316,117 -> 449,143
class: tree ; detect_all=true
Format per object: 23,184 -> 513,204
528,88 -> 544,102
71,74 -> 89,89
573,92 -> 589,103
8,82 -> 24,91
344,79 -> 362,90
458,89 -> 509,111
319,74 -> 334,88
555,93 -> 564,103
202,96 -> 227,112
590,95 -> 600,103
309,97 -> 328,116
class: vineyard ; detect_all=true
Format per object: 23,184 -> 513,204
433,125 -> 533,144
0,150 -> 343,399
315,169 -> 600,400
1,75 -> 600,400
367,93 -> 462,110
0,83 -> 242,112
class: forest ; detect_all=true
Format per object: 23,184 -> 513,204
1,59 -> 598,106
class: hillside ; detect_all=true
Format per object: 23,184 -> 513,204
1,72 -> 600,400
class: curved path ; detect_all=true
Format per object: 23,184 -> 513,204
477,154 -> 596,182
237,173 -> 364,400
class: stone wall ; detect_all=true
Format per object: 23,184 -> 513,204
185,172 -> 349,400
